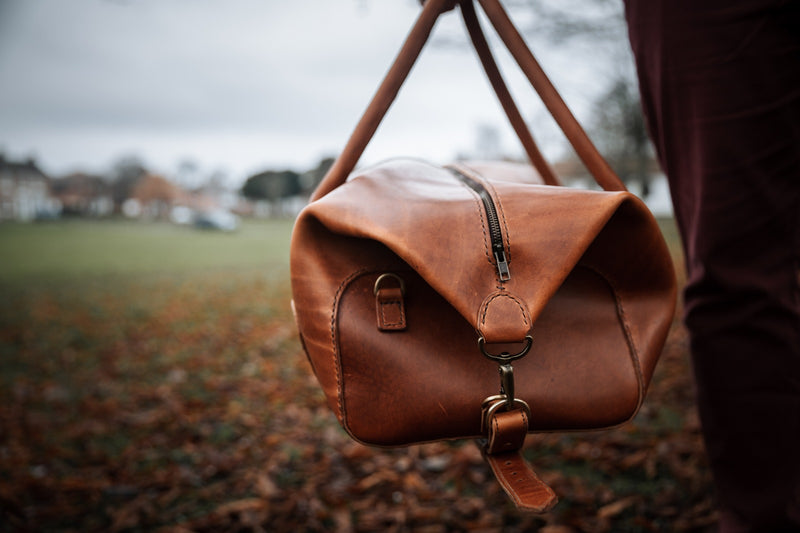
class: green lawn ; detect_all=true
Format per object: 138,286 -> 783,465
0,218 -> 293,283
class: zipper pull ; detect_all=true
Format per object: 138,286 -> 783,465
494,249 -> 511,281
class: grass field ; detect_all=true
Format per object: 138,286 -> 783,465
0,219 -> 293,282
0,217 -> 713,532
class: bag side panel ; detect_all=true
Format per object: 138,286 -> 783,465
579,199 -> 677,391
290,214 -> 398,421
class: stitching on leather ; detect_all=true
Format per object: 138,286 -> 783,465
480,292 -> 530,327
331,269 -> 370,422
333,267 -> 412,434
451,166 -> 493,266
459,164 -> 513,269
379,300 -> 405,327
578,263 -> 644,406
489,411 -> 527,454
490,454 -> 555,508
476,171 -> 513,263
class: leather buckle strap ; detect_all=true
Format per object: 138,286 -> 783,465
483,447 -> 558,513
481,398 -> 557,513
485,402 -> 528,454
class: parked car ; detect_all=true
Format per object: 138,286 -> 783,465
193,209 -> 240,232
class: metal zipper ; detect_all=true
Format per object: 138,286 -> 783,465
447,167 -> 511,281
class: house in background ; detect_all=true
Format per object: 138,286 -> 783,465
123,174 -> 179,220
0,155 -> 61,221
51,172 -> 113,217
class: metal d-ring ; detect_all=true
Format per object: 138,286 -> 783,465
373,272 -> 406,296
478,335 -> 533,363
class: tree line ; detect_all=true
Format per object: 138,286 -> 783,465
240,157 -> 334,203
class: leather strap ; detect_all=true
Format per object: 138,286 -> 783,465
311,0 -> 453,201
486,406 -> 528,454
482,408 -> 557,513
460,0 -> 559,186
483,450 -> 558,513
476,0 -> 625,191
312,0 -> 626,201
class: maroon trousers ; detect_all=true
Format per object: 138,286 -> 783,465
624,1 -> 800,531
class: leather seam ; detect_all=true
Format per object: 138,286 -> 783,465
579,263 -> 644,407
379,300 -> 405,327
457,163 -> 513,279
475,170 -> 512,265
331,268 -> 371,423
479,292 -> 530,328
488,410 -> 528,454
451,164 -> 496,267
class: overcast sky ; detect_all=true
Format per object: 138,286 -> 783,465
0,0 -> 628,186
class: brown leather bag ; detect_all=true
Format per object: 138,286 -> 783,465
290,0 -> 677,512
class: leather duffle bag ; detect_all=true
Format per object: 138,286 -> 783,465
290,0 -> 677,512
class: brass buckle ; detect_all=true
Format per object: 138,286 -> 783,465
480,362 -> 531,434
477,335 -> 533,436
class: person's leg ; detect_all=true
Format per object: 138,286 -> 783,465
624,0 -> 800,530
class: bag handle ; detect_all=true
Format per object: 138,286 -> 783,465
460,0 -> 560,187
311,0 -> 626,201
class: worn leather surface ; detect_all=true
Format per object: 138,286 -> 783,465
484,450 -> 559,513
291,159 -> 677,446
482,408 -> 558,512
375,286 -> 407,331
486,408 -> 528,454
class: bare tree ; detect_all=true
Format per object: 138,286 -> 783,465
592,77 -> 655,195
110,155 -> 148,211
499,0 -> 654,192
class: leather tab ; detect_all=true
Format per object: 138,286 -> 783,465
375,287 -> 407,331
486,408 -> 528,454
483,406 -> 557,513
478,291 -> 531,343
